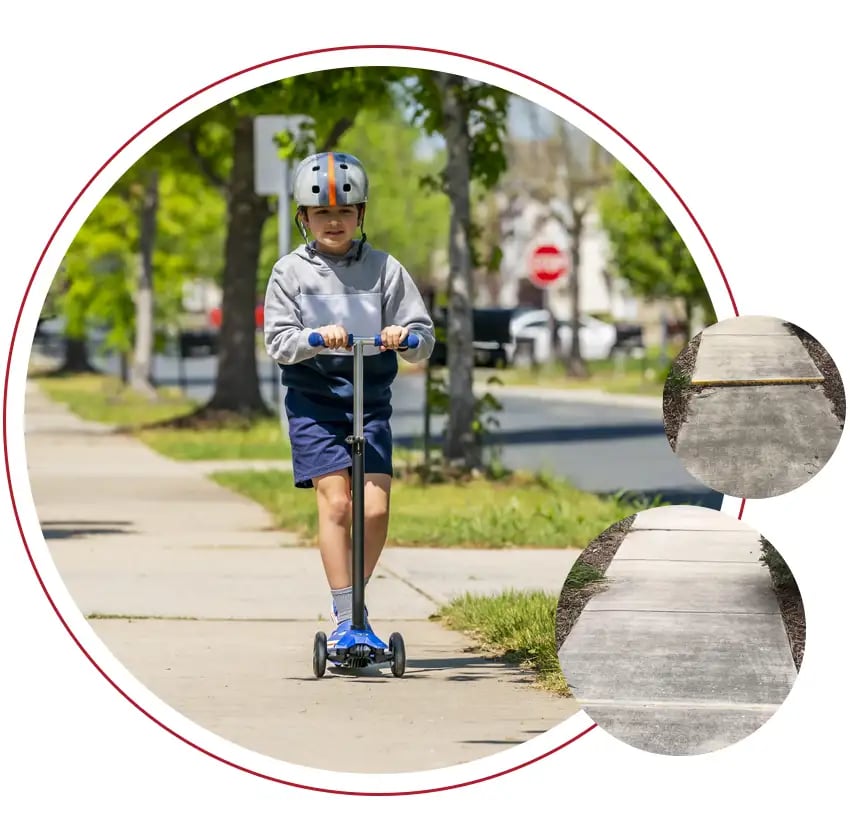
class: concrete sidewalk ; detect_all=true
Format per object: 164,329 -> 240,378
23,379 -> 581,773
675,315 -> 843,498
557,505 -> 797,756
691,315 -> 823,385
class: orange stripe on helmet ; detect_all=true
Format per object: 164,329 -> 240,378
326,152 -> 336,206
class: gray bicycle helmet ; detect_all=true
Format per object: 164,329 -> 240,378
292,151 -> 369,207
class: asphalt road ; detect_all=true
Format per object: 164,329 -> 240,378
98,350 -> 722,508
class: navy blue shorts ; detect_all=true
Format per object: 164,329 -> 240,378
284,389 -> 394,489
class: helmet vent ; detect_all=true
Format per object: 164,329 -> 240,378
312,165 -> 320,171
343,183 -> 351,192
312,185 -> 320,193
340,163 -> 349,169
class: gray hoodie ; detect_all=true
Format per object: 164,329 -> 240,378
264,240 -> 435,406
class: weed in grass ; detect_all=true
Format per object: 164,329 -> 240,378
759,537 -> 794,587
565,562 -> 606,589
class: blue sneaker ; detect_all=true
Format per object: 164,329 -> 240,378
326,618 -> 389,667
327,618 -> 357,650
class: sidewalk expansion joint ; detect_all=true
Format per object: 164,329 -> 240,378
576,698 -> 782,712
580,609 -> 782,616
628,528 -> 760,534
613,558 -> 764,564
377,564 -> 445,607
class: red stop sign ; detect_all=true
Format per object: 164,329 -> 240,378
529,244 -> 568,288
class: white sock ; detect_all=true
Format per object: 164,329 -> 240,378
331,576 -> 372,625
331,586 -> 352,623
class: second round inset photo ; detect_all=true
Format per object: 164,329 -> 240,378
555,505 -> 804,756
663,315 -> 845,499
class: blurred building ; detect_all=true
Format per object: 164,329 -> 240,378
489,189 -> 632,320
181,279 -> 222,314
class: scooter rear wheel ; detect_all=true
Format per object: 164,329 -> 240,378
313,631 -> 327,678
389,632 -> 405,678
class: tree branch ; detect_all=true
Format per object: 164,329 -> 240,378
184,128 -> 227,190
319,117 -> 355,152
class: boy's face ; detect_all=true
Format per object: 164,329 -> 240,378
302,205 -> 361,254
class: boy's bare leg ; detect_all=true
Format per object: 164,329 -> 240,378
364,474 -> 392,578
312,470 -> 352,589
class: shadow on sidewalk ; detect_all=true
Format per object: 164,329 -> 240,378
394,421 -> 663,449
460,730 -> 547,745
282,654 -> 530,684
41,520 -> 135,539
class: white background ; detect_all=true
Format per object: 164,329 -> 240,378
2,2 -> 847,812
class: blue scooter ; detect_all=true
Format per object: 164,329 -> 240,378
307,331 -> 420,678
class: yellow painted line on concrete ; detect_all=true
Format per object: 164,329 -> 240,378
691,376 -> 824,387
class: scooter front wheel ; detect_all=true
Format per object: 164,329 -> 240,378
313,631 -> 328,678
389,632 -> 406,678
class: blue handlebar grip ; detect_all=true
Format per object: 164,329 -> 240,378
375,333 -> 420,349
308,332 -> 355,347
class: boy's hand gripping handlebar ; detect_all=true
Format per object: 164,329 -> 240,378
308,332 -> 420,350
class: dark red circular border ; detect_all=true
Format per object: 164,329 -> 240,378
3,44 -> 743,797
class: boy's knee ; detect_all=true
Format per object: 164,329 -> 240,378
364,497 -> 389,526
320,492 -> 352,526
365,506 -> 388,525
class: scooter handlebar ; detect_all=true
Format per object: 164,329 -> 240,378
308,332 -> 420,350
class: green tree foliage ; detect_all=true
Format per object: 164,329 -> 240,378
336,106 -> 449,283
56,190 -> 136,353
154,169 -> 227,320
596,161 -> 716,333
53,168 -> 225,356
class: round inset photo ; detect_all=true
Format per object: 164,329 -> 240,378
555,505 -> 804,756
663,315 -> 845,499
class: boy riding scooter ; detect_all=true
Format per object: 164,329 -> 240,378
263,151 -> 435,675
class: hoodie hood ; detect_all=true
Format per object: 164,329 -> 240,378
296,238 -> 370,266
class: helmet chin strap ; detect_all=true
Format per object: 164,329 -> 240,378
294,212 -> 315,256
356,204 -> 367,260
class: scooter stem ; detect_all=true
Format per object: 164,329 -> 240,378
350,339 -> 366,631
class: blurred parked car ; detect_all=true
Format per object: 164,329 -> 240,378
506,308 -> 621,365
410,305 -> 644,369
178,328 -> 219,357
430,307 -> 515,368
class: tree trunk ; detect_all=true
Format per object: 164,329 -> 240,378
130,170 -> 159,398
207,116 -> 270,416
566,208 -> 589,378
59,337 -> 95,373
435,73 -> 480,469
